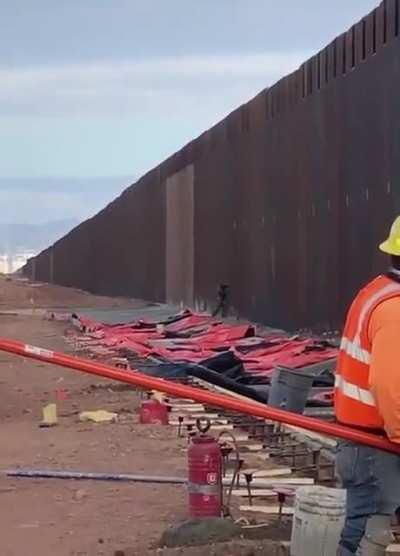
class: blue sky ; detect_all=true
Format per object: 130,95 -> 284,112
0,1 -> 379,223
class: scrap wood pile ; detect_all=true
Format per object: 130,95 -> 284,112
63,310 -> 337,407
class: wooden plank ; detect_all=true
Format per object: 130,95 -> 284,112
166,398 -> 195,403
255,453 -> 270,460
170,402 -> 204,407
169,418 -> 229,426
240,505 -> 294,515
232,489 -> 276,498
173,413 -> 221,419
170,405 -> 205,412
229,433 -> 249,442
225,478 -> 314,488
192,413 -> 221,419
225,468 -> 292,480
285,425 -> 337,448
252,468 -> 292,478
238,443 -> 264,452
210,424 -> 234,431
386,546 -> 400,554
232,468 -> 262,476
167,397 -> 205,404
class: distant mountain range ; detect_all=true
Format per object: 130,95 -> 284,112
0,174 -> 135,255
0,175 -> 133,239
0,219 -> 79,254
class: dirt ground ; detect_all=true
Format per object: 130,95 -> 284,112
0,277 -> 289,555
0,275 -> 146,310
0,312 -> 194,555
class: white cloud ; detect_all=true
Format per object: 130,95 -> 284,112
0,188 -> 122,224
0,53 -> 309,118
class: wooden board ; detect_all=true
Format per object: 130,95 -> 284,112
231,489 -> 276,498
225,468 -> 292,480
167,399 -> 204,405
285,425 -> 337,449
223,477 -> 314,488
169,418 -> 229,426
228,433 -> 249,442
255,453 -> 271,460
240,505 -> 294,515
171,413 -> 221,419
170,405 -> 205,412
238,443 -> 264,452
386,546 -> 400,554
250,468 -> 292,478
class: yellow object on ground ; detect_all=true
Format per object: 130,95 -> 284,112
79,410 -> 118,423
41,403 -> 58,427
151,390 -> 166,403
380,216 -> 400,256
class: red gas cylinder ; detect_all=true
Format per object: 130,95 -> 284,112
139,399 -> 169,425
188,434 -> 222,518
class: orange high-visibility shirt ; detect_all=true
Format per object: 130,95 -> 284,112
368,295 -> 400,443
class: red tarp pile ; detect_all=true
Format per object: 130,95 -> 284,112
74,310 -> 337,379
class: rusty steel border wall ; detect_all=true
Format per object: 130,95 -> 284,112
25,1 -> 400,330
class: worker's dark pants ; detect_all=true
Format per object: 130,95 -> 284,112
336,440 -> 400,554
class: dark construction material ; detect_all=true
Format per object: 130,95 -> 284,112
5,469 -> 187,484
128,360 -> 270,404
25,1 -> 400,330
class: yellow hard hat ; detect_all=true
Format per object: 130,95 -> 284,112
379,216 -> 400,256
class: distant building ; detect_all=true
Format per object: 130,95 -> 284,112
0,255 -> 8,274
0,252 -> 36,274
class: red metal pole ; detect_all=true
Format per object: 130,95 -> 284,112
1,336 -> 399,454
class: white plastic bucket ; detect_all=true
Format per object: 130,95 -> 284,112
290,486 -> 346,556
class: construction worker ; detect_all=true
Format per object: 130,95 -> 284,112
336,216 -> 400,555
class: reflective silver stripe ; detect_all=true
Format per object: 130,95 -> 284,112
187,482 -> 220,495
356,281 -> 400,337
335,375 -> 376,407
340,337 -> 371,364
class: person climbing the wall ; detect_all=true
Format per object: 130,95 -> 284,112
212,284 -> 229,318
